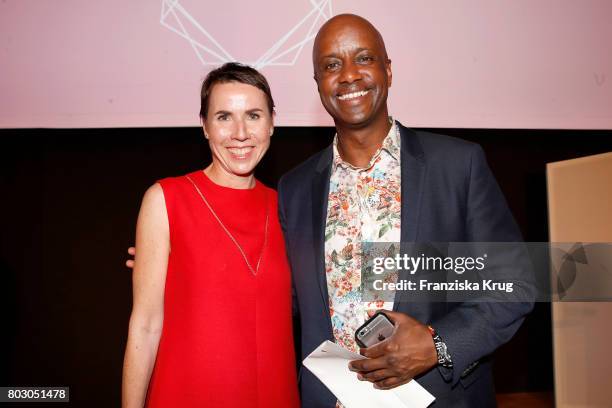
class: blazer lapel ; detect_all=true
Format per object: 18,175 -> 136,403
395,123 -> 426,310
398,123 -> 425,243
312,146 -> 333,327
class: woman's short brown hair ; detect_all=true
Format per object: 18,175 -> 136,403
199,62 -> 275,120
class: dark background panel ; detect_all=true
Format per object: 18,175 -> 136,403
1,127 -> 611,407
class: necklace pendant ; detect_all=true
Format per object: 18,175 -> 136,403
186,174 -> 269,277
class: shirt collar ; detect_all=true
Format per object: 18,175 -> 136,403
332,118 -> 400,171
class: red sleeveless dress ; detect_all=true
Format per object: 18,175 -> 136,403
146,170 -> 299,407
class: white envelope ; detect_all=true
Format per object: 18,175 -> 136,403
303,341 -> 435,408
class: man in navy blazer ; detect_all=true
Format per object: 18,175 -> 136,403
277,14 -> 534,407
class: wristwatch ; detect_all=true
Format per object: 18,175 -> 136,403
428,325 -> 453,369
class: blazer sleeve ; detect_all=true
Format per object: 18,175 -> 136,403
429,144 -> 535,386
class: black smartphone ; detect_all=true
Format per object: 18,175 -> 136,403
355,311 -> 395,348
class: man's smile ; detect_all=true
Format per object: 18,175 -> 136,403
337,89 -> 370,101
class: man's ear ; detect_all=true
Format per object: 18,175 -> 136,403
386,58 -> 393,88
313,73 -> 321,92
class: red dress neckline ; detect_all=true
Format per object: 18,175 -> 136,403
197,170 -> 262,193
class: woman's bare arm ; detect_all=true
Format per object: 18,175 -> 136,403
122,184 -> 169,408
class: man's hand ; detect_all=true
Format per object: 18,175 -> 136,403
348,310 -> 438,390
125,247 -> 136,269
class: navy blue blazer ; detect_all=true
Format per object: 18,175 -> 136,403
277,122 -> 534,407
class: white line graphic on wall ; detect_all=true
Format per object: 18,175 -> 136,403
160,0 -> 333,69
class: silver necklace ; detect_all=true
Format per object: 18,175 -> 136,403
186,174 -> 269,276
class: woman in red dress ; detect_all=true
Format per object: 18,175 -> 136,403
122,63 -> 299,407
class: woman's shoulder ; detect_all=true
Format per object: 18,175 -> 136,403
137,183 -> 168,224
156,170 -> 200,191
141,182 -> 165,204
257,179 -> 278,198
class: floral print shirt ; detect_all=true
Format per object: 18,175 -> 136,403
325,120 -> 401,353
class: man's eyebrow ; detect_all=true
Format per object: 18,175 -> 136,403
319,53 -> 340,60
246,108 -> 264,113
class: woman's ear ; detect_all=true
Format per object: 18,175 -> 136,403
202,121 -> 209,139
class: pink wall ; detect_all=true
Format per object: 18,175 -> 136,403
1,0 -> 611,129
